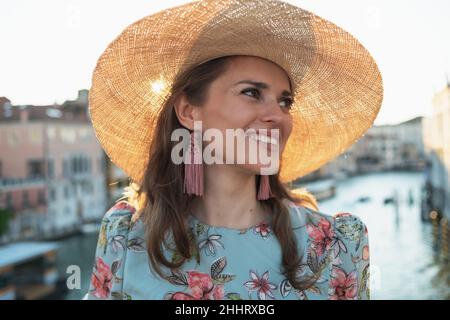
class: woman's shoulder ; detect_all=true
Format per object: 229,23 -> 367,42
99,201 -> 141,232
103,201 -> 137,220
283,199 -> 368,240
95,201 -> 143,263
283,199 -> 371,301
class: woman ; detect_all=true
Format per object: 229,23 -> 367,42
86,0 -> 382,300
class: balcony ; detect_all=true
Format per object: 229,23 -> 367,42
0,178 -> 46,191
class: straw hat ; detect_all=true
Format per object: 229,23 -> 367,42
89,0 -> 383,185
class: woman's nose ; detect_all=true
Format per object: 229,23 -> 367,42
259,97 -> 285,124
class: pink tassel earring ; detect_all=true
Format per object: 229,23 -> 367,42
257,175 -> 273,200
183,130 -> 203,196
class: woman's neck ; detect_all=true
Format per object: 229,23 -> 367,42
189,165 -> 271,229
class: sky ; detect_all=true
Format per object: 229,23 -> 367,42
1,0 -> 449,125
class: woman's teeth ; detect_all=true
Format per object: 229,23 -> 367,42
248,133 -> 278,145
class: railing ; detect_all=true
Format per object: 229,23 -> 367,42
0,178 -> 46,189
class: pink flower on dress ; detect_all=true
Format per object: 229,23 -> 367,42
334,212 -> 352,218
307,217 -> 335,256
90,257 -> 113,298
254,222 -> 271,238
362,245 -> 370,261
170,292 -> 196,300
244,270 -> 277,300
170,271 -> 224,300
330,266 -> 358,300
114,201 -> 136,213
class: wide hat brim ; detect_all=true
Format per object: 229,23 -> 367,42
89,0 -> 383,185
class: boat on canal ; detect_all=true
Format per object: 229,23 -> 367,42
0,242 -> 67,300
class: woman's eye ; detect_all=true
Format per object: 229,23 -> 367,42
241,88 -> 293,110
280,98 -> 293,110
241,88 -> 260,99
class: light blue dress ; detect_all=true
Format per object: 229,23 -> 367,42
85,199 -> 370,300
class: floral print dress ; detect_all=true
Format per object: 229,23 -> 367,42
86,199 -> 370,300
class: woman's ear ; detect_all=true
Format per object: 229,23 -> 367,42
173,94 -> 201,130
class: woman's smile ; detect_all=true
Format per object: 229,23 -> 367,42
244,128 -> 280,146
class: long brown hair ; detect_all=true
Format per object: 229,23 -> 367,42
124,55 -> 320,291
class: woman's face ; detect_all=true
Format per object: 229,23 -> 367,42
197,55 -> 294,176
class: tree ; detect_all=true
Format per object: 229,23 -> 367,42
0,208 -> 13,237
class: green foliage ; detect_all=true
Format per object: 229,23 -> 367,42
0,208 -> 13,236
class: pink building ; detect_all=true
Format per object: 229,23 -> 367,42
0,90 -> 108,241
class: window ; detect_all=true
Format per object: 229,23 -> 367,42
49,187 -> 56,201
71,158 -> 77,174
66,155 -> 91,175
78,157 -> 83,173
81,157 -> 86,173
63,159 -> 69,177
6,193 -> 13,210
27,160 -> 44,178
47,159 -> 55,179
83,181 -> 94,193
71,156 -> 88,174
23,191 -> 30,208
38,190 -> 46,204
64,185 -> 70,199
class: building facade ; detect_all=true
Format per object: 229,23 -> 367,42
423,84 -> 450,221
0,91 -> 108,241
296,117 -> 427,183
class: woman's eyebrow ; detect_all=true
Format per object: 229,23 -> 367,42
233,80 -> 292,97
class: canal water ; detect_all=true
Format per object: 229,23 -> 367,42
57,171 -> 450,300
